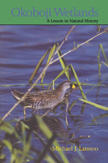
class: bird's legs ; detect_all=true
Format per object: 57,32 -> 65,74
23,106 -> 32,120
42,97 -> 69,128
42,97 -> 65,117
64,97 -> 69,127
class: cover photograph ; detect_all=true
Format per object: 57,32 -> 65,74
0,1 -> 108,163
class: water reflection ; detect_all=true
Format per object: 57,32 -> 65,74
3,114 -> 90,148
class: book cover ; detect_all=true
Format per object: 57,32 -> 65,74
0,0 -> 108,163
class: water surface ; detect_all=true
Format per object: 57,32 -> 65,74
0,25 -> 108,163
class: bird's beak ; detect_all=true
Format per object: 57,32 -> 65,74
72,84 -> 76,89
71,83 -> 78,90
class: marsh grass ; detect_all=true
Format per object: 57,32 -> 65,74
0,116 -> 81,163
98,44 -> 108,76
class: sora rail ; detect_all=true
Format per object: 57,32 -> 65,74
11,81 -> 76,118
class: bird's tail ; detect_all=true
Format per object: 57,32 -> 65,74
11,89 -> 24,101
